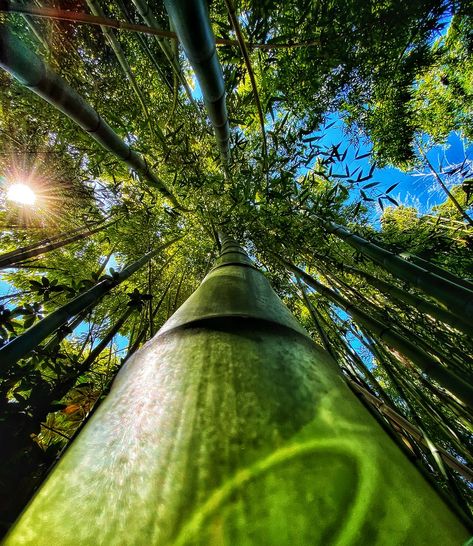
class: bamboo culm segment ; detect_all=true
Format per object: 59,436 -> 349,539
0,26 -> 185,210
320,219 -> 473,325
401,252 -> 473,292
323,260 -> 473,337
0,220 -> 116,269
130,0 -> 199,113
5,238 -> 469,545
283,258 -> 473,408
164,0 -> 230,158
0,236 -> 181,373
0,218 -> 107,263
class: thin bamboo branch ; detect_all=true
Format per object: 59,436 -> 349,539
417,143 -> 473,227
224,0 -> 267,171
40,423 -> 71,441
0,3 -> 320,50
0,218 -> 108,263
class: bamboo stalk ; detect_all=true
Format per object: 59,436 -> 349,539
320,258 -> 472,337
348,380 -> 473,481
0,220 -> 116,269
320,267 -> 473,375
113,0 -> 175,95
85,0 -> 167,148
224,0 -> 267,169
130,0 -> 200,115
46,307 -> 134,406
164,0 -> 230,158
0,26 -> 187,211
281,257 -> 473,408
0,218 -> 107,262
5,237 -> 470,545
400,252 -> 473,292
318,218 -> 473,325
0,2 -> 320,50
0,235 -> 182,372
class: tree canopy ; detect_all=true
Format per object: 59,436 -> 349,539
0,0 -> 472,533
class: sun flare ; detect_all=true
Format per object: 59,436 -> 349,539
6,183 -> 36,206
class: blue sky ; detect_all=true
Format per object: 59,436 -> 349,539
305,112 -> 473,221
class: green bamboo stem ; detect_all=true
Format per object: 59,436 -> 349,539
224,0 -> 266,167
0,218 -> 108,262
5,237 -> 470,544
125,255 -> 177,356
41,312 -> 87,354
164,0 -> 230,157
130,0 -> 199,114
0,235 -> 181,373
45,307 -> 134,407
294,276 -> 335,357
113,0 -> 175,95
385,350 -> 473,459
348,380 -> 473,482
282,258 -> 473,408
318,218 -> 473,325
315,307 -> 395,406
22,13 -> 49,51
400,252 -> 473,292
322,268 -> 473,378
354,326 -> 471,453
0,26 -> 186,210
85,0 -> 167,148
318,256 -> 472,337
0,220 -> 116,269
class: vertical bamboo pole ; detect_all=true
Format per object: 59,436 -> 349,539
5,239 -> 470,544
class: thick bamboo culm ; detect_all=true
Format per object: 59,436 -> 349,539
164,0 -> 230,158
4,238 -> 469,544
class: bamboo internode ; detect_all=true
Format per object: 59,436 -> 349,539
5,238 -> 469,544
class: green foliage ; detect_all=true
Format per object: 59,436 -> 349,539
0,0 -> 472,534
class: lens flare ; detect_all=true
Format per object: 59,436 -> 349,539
7,183 -> 36,205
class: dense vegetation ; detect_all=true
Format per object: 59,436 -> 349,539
0,0 -> 472,534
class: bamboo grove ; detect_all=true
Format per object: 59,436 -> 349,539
0,0 -> 472,540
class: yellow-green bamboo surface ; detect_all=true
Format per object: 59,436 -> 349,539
5,239 -> 470,545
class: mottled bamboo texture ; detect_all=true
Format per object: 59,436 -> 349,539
5,241 -> 469,545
